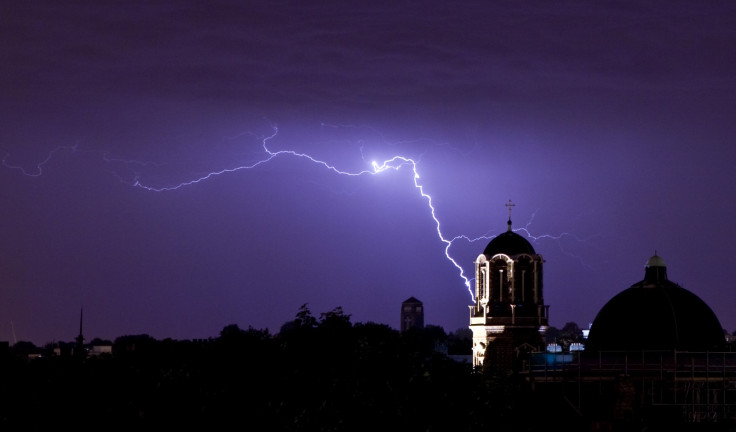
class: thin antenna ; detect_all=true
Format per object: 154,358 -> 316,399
75,307 -> 84,348
10,320 -> 17,345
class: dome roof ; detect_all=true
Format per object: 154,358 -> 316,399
482,220 -> 536,257
585,254 -> 725,352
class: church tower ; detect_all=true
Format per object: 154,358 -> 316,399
401,297 -> 424,332
469,201 -> 549,370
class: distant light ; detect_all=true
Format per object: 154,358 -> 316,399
547,343 -> 562,352
570,342 -> 585,351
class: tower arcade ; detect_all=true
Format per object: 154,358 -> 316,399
469,201 -> 549,369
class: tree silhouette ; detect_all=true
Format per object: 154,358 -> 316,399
0,305 -> 568,431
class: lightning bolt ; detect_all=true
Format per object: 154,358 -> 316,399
4,124 -> 591,303
2,144 -> 78,176
130,126 -> 477,298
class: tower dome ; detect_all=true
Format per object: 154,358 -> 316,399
585,253 -> 725,352
482,219 -> 536,257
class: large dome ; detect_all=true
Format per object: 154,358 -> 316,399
482,220 -> 536,257
585,254 -> 725,352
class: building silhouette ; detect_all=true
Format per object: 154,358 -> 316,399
527,253 -> 735,428
401,297 -> 424,332
469,203 -> 736,427
585,253 -> 725,352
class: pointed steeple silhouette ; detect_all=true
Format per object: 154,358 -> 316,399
75,307 -> 85,358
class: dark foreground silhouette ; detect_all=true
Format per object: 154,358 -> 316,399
0,306 -> 732,431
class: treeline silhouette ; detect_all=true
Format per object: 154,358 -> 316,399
0,305 -> 570,430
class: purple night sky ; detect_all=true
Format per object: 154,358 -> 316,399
2,1 -> 736,345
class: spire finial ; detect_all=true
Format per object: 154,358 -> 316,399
76,306 -> 84,347
505,200 -> 515,231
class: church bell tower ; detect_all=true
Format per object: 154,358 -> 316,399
469,201 -> 549,370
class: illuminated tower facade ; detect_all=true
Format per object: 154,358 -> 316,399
469,202 -> 549,369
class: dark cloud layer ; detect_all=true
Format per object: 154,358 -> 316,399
2,1 -> 736,344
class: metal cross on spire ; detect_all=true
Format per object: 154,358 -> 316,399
505,199 -> 515,221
